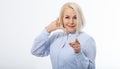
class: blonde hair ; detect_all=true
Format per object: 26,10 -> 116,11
59,2 -> 85,34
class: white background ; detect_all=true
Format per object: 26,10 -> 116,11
0,0 -> 119,69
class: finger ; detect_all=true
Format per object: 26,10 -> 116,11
72,45 -> 80,48
73,44 -> 80,49
75,38 -> 80,44
69,43 -> 73,47
56,18 -> 60,25
57,18 -> 64,30
69,42 -> 75,47
59,24 -> 64,30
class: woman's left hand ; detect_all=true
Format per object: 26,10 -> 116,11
69,38 -> 81,53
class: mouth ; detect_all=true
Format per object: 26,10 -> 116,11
67,25 -> 75,28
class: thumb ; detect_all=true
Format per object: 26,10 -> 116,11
69,43 -> 73,47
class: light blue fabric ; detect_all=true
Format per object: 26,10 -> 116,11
31,29 -> 96,69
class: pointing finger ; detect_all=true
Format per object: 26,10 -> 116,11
75,38 -> 80,44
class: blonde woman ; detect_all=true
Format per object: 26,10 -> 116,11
31,2 -> 96,69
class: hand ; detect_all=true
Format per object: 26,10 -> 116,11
69,38 -> 81,53
45,18 -> 64,33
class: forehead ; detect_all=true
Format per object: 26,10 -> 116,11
63,7 -> 76,16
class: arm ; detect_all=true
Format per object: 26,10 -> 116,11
75,37 -> 96,69
31,18 -> 63,57
31,29 -> 56,57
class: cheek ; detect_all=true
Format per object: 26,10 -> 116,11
63,22 -> 69,28
63,19 -> 68,27
74,20 -> 77,24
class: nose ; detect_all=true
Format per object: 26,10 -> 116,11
69,18 -> 74,24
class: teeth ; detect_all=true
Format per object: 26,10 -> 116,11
69,26 -> 74,27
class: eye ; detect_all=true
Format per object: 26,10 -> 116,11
65,16 -> 69,19
73,16 -> 77,19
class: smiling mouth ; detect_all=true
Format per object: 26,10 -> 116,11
67,25 -> 75,28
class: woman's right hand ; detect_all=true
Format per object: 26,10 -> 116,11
45,18 -> 63,33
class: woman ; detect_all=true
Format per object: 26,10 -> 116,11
31,2 -> 96,69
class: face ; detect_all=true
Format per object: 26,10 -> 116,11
62,7 -> 77,34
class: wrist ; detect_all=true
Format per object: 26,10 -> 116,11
45,26 -> 52,33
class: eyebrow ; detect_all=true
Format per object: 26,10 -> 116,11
64,15 -> 76,17
64,15 -> 69,17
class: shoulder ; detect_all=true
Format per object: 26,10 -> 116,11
77,32 -> 95,44
49,29 -> 65,38
78,32 -> 96,52
78,32 -> 92,40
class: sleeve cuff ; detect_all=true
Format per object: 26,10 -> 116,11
41,28 -> 50,36
75,50 -> 88,61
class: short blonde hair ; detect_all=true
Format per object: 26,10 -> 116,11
59,2 -> 85,34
